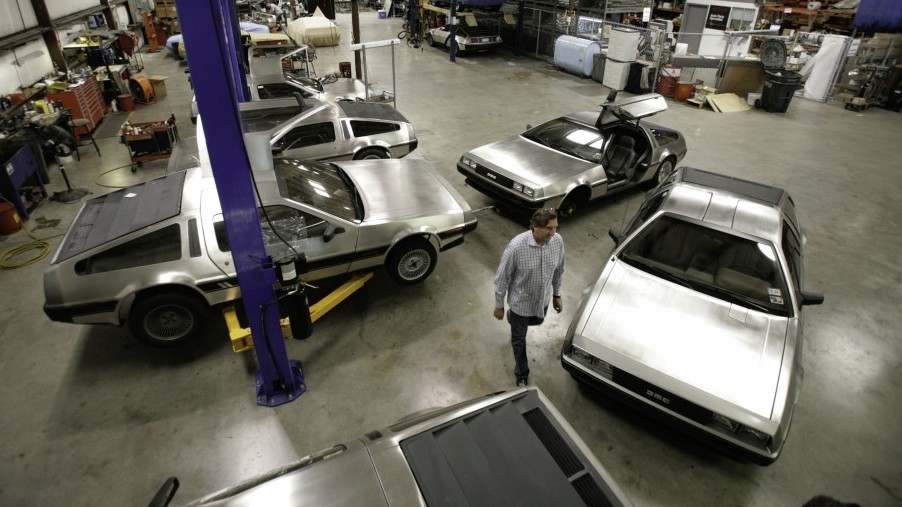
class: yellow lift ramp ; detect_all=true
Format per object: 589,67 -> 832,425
222,272 -> 374,353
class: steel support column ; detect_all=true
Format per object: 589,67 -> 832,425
176,0 -> 305,406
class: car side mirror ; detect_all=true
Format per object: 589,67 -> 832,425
323,223 -> 346,243
271,144 -> 284,155
526,124 -> 533,130
800,291 -> 824,306
608,229 -> 624,245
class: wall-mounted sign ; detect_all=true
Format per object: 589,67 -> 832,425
705,5 -> 731,30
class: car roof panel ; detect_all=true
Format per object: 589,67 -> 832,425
682,167 -> 785,205
55,171 -> 187,263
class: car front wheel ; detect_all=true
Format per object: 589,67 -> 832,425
386,238 -> 437,285
128,292 -> 209,347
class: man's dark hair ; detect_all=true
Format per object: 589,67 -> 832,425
530,208 -> 558,228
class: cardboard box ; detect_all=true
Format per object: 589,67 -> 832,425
148,75 -> 169,97
694,85 -> 717,101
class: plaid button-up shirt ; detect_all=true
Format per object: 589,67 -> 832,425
494,230 -> 565,318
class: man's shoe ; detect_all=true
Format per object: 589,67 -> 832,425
516,377 -> 527,387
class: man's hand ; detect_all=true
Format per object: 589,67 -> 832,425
553,296 -> 563,313
493,307 -> 504,320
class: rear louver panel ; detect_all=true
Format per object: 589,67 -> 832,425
523,408 -> 583,477
572,473 -> 614,507
523,408 -> 612,507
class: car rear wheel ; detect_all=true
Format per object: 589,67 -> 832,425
128,292 -> 209,347
386,238 -> 437,285
355,147 -> 390,160
426,34 -> 435,47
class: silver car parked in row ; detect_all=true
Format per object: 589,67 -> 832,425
240,97 -> 418,161
458,93 -> 687,216
44,158 -> 477,347
561,167 -> 823,465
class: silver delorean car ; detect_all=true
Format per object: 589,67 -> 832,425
561,167 -> 823,465
162,387 -> 633,507
43,158 -> 476,347
458,93 -> 687,216
241,97 -> 417,161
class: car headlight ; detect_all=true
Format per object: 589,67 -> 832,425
513,182 -> 523,192
738,426 -> 771,446
460,156 -> 477,169
569,345 -> 613,378
522,186 -> 534,197
711,413 -> 740,433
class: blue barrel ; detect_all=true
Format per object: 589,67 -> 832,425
554,35 -> 602,77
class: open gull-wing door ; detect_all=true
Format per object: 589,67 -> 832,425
596,93 -> 668,128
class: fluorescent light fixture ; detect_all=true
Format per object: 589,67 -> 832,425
12,50 -> 44,66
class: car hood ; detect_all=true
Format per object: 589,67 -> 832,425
341,159 -> 471,221
467,135 -> 596,187
577,260 -> 788,418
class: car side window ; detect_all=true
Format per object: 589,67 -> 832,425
213,207 -> 327,259
274,122 -> 336,151
75,224 -> 182,275
257,83 -> 315,100
349,120 -> 400,138
781,222 -> 803,290
624,191 -> 667,236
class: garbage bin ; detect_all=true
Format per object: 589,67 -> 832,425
760,70 -> 802,113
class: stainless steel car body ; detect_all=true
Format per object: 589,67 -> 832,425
561,167 -> 823,464
182,387 -> 633,506
457,94 -> 687,214
43,158 -> 476,342
240,97 -> 418,161
248,50 -> 388,103
427,25 -> 503,52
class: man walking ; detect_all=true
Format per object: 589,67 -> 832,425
493,208 -> 565,387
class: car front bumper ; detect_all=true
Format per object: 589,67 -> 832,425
560,338 -> 783,466
457,164 -> 549,210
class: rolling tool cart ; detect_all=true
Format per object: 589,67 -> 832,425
121,114 -> 179,172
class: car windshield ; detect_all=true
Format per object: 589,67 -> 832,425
618,215 -> 790,316
275,159 -> 362,221
522,118 -> 605,163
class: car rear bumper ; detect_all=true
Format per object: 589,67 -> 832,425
561,339 -> 782,466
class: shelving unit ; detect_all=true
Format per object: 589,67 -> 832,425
834,33 -> 902,110
759,1 -> 856,34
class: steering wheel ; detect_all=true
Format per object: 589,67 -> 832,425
729,264 -> 765,278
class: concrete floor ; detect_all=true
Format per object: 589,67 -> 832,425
1,11 -> 901,507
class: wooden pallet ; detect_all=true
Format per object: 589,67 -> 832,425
686,97 -> 708,109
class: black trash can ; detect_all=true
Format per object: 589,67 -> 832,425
761,70 -> 802,113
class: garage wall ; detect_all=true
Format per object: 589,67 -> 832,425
46,0 -> 104,20
0,0 -> 39,38
0,38 -> 52,93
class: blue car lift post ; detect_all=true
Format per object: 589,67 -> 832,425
177,0 -> 305,406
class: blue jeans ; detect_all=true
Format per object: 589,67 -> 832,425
507,309 -> 546,379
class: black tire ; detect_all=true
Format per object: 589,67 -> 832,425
354,147 -> 389,160
128,292 -> 209,347
557,196 -> 578,218
426,34 -> 435,47
644,157 -> 676,189
386,238 -> 437,285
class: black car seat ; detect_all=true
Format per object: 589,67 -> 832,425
603,136 -> 638,181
